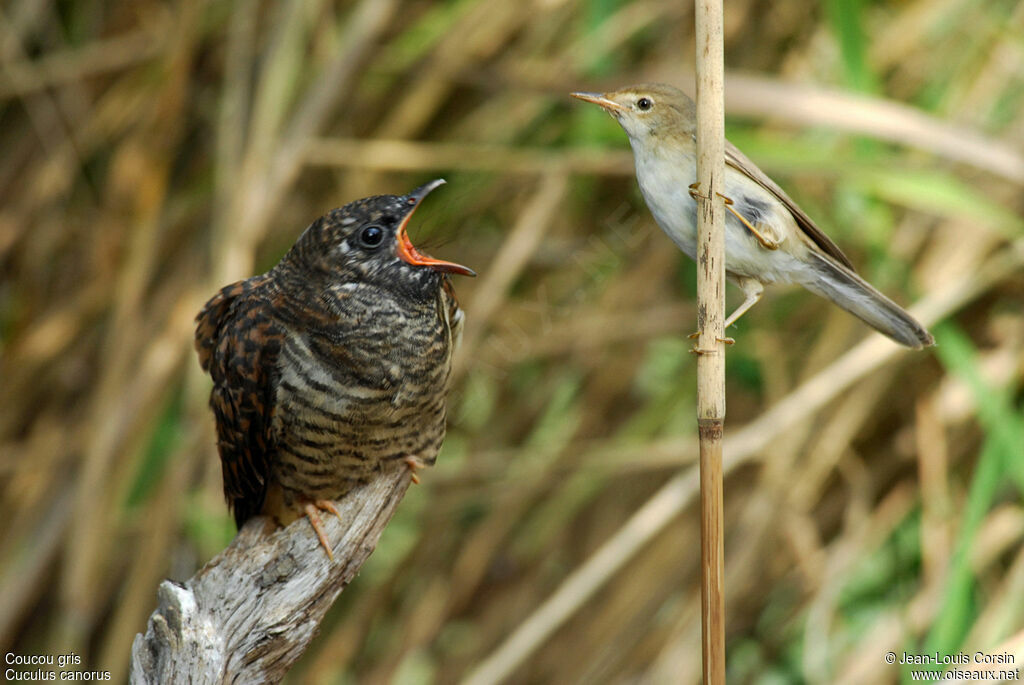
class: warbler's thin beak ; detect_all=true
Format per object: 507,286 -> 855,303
570,91 -> 626,112
396,179 -> 476,277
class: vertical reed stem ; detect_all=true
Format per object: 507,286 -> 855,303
694,0 -> 727,682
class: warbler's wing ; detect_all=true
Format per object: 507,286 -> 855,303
195,276 -> 282,527
724,139 -> 855,270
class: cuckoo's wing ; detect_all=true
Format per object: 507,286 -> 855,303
441,276 -> 465,352
195,276 -> 282,527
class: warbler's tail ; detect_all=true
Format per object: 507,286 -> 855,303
801,250 -> 934,349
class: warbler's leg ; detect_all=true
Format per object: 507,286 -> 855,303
724,278 -> 765,329
688,283 -> 758,351
716,193 -> 782,250
687,314 -> 736,347
303,499 -> 343,561
690,184 -> 781,250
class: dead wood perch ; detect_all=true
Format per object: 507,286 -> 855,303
130,467 -> 412,684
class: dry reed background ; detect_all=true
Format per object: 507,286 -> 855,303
1,0 -> 1023,683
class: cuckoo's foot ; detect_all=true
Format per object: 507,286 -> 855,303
404,456 -> 428,485
303,499 -> 343,561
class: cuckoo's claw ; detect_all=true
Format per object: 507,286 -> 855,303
303,499 -> 343,561
404,456 -> 428,485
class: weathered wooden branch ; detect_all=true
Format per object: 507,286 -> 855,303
130,467 -> 411,684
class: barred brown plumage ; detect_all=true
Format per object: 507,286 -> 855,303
194,180 -> 474,560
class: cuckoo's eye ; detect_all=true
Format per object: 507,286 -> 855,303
358,225 -> 385,248
636,97 -> 652,111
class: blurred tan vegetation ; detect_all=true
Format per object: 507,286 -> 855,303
1,0 -> 1023,683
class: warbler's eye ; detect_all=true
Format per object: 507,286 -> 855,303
637,97 -> 652,111
359,225 -> 385,248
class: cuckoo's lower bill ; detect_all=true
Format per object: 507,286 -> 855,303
195,180 -> 474,560
572,83 -> 934,349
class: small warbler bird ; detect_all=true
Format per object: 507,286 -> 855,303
572,83 -> 934,349
195,180 -> 475,559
